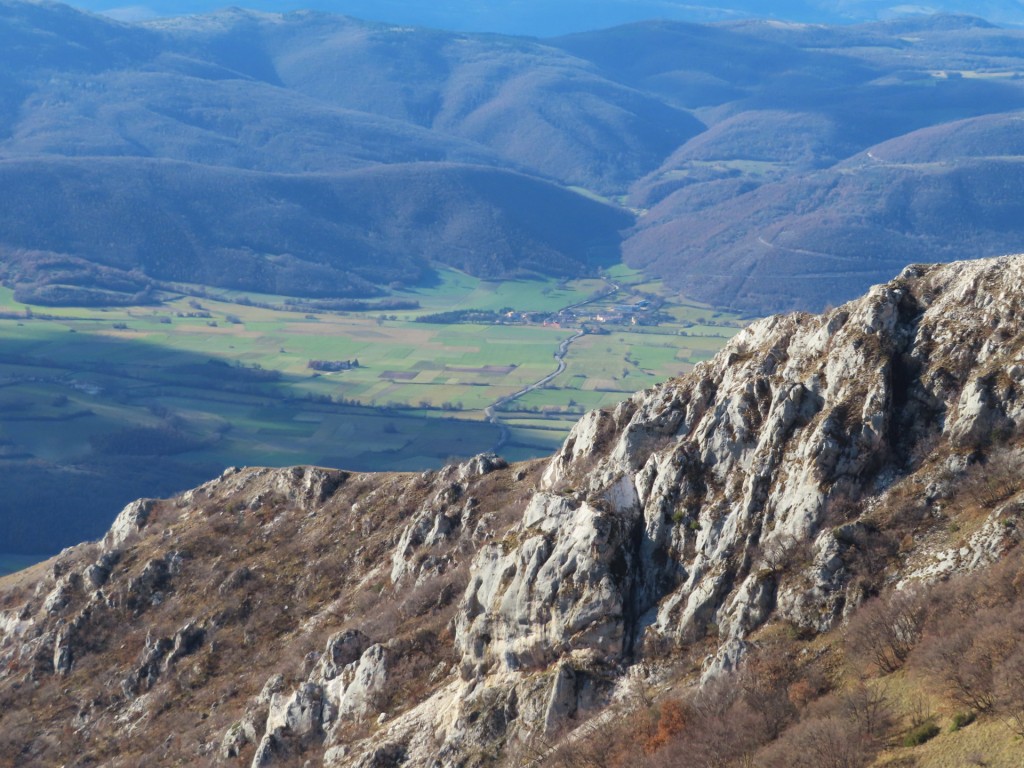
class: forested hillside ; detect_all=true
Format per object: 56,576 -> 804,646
4,3 -> 1024,309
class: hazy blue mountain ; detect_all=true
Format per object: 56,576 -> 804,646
66,0 -> 1024,34
625,157 -> 1024,310
4,69 -> 509,171
550,20 -> 878,106
144,10 -> 703,191
4,2 -> 1024,310
0,2 -> 646,299
613,14 -> 1024,310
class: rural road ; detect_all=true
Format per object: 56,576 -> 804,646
484,279 -> 619,453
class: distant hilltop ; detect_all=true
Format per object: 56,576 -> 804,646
64,0 -> 1024,34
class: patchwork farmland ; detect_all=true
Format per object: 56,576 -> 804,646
0,267 -> 745,558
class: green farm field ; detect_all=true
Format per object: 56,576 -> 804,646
0,269 -> 746,560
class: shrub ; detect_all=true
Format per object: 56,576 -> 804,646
838,683 -> 895,740
845,588 -> 928,674
959,447 -> 1024,509
903,721 -> 940,747
994,646 -> 1024,736
759,714 -> 878,768
917,611 -> 1005,712
642,699 -> 687,754
950,711 -> 976,731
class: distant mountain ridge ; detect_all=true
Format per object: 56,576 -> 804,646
4,3 -> 1024,308
63,0 -> 1024,33
0,3 -> 654,300
0,157 -> 632,302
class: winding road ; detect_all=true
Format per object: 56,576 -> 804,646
484,279 -> 620,453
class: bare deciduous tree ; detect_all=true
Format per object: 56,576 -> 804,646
845,588 -> 927,674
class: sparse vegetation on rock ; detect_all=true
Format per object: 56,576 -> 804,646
6,256 -> 1024,766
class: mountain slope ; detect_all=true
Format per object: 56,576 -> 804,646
4,255 -> 1024,765
8,3 -> 1024,310
615,15 -> 1024,311
0,2 -> 650,298
625,153 -> 1024,311
147,10 -> 704,193
0,158 -> 631,300
62,0 -> 1024,35
3,67 -> 507,173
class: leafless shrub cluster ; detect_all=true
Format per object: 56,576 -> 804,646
530,647 -> 897,768
843,546 -> 1024,742
758,533 -> 814,575
959,447 -> 1024,510
523,632 -> 837,768
844,588 -> 929,674
909,549 -> 1024,730
757,684 -> 895,768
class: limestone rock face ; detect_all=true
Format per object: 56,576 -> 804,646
328,643 -> 390,721
315,629 -> 371,682
456,491 -> 639,675
245,632 -> 396,766
103,499 -> 156,552
254,683 -> 325,766
449,256 -> 1024,718
389,453 -> 508,587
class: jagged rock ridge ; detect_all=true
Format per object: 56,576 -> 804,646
2,255 -> 1024,766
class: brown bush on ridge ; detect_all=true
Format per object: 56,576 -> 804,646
758,714 -> 875,768
638,704 -> 688,757
756,684 -> 894,768
839,682 -> 896,739
739,650 -> 799,740
639,640 -> 818,768
519,710 -> 643,768
902,547 -> 1024,737
995,647 -> 1024,736
918,601 -> 1024,714
844,587 -> 928,674
642,699 -> 764,768
959,447 -> 1024,510
918,617 -> 997,712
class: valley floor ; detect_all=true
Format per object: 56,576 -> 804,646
0,266 -> 745,560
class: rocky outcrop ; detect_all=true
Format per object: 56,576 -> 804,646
390,453 -> 509,588
251,683 -> 326,768
456,491 -> 638,675
5,256 -> 1024,768
103,499 -> 156,552
223,674 -> 288,761
243,632 -> 395,766
454,257 -> 1024,701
